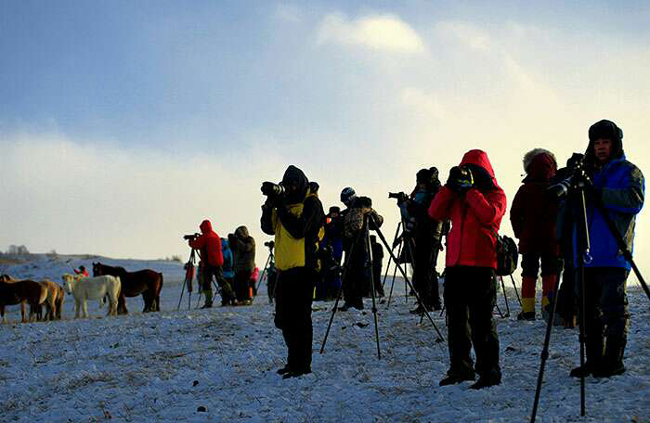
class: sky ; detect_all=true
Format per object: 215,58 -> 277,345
1,1 -> 650,272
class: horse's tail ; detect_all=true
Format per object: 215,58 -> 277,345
38,284 -> 48,305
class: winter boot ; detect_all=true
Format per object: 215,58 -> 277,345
541,275 -> 556,323
201,290 -> 213,309
593,336 -> 626,378
439,369 -> 475,386
520,276 -> 537,321
469,369 -> 501,390
570,334 -> 604,378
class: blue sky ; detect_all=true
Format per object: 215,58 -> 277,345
1,1 -> 650,264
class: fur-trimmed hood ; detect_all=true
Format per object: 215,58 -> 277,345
522,148 -> 557,182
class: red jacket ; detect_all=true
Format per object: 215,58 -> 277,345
429,150 -> 506,269
189,220 -> 224,267
510,151 -> 559,255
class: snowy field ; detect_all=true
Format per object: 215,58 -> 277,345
1,255 -> 649,422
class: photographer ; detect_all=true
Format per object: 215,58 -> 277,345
220,237 -> 236,306
429,150 -> 506,389
261,165 -> 325,379
228,226 -> 256,305
510,149 -> 560,322
569,120 -> 644,379
339,189 -> 384,311
399,168 -> 444,313
188,220 -> 234,308
321,206 -> 344,300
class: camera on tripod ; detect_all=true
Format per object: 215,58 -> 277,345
261,182 -> 285,198
183,233 -> 200,241
264,240 -> 275,249
388,191 -> 409,204
548,153 -> 589,198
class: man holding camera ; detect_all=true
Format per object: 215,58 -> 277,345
429,149 -> 506,389
188,219 -> 235,308
261,165 -> 325,379
401,168 -> 444,313
339,188 -> 384,311
569,120 -> 644,378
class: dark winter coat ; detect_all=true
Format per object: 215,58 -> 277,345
261,166 -> 325,271
510,149 -> 560,255
428,150 -> 506,269
231,226 -> 256,273
189,220 -> 224,267
221,238 -> 235,279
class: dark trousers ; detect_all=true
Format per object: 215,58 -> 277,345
581,267 -> 629,343
444,266 -> 501,379
412,236 -> 440,307
274,267 -> 315,371
343,250 -> 368,307
203,265 -> 234,302
234,270 -> 252,302
521,253 -> 560,278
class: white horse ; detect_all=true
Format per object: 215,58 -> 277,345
62,273 -> 121,318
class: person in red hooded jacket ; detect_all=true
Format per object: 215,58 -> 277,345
429,149 -> 506,389
189,219 -> 235,308
510,149 -> 560,322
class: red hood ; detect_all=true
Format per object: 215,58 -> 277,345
526,153 -> 556,182
200,219 -> 213,234
460,149 -> 500,187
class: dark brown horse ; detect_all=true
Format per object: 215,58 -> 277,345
92,262 -> 163,314
0,278 -> 48,323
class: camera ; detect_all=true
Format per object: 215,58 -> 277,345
261,182 -> 285,197
548,153 -> 588,198
264,240 -> 275,249
388,191 -> 409,204
183,233 -> 200,241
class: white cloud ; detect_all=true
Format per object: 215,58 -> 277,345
436,21 -> 492,52
317,12 -> 426,54
400,88 -> 447,121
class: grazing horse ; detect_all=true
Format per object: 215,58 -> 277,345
92,263 -> 163,314
0,278 -> 48,323
62,274 -> 121,318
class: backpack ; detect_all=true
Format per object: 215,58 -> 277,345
491,230 -> 519,276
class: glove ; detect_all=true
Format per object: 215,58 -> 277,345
446,166 -> 474,193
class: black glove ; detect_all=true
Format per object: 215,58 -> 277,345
446,166 -> 474,193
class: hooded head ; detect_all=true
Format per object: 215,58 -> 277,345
221,237 -> 230,250
235,226 -> 250,239
281,165 -> 309,204
340,187 -> 357,207
586,119 -> 624,165
459,149 -> 499,191
522,148 -> 557,182
199,219 -> 213,234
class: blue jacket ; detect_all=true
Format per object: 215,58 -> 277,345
221,239 -> 235,279
584,155 -> 644,269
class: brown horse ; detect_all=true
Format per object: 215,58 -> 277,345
0,278 -> 48,323
92,262 -> 163,314
37,279 -> 64,321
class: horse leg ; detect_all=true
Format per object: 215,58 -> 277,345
74,299 -> 81,319
82,299 -> 89,318
0,305 -> 4,324
21,301 -> 27,323
142,291 -> 153,313
118,293 -> 128,315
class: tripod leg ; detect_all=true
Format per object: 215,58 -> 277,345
382,222 -> 401,290
176,278 -> 187,311
387,239 -> 404,308
500,276 -> 511,317
320,226 -> 365,354
530,267 -> 563,422
370,216 -> 446,344
510,274 -> 523,307
365,219 -> 381,360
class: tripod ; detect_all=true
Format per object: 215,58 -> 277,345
320,213 -> 446,360
255,244 -> 276,304
177,248 -> 198,311
530,172 -> 649,421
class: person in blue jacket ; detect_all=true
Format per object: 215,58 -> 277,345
220,238 -> 236,306
570,119 -> 644,379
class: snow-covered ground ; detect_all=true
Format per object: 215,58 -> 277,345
1,255 -> 649,422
